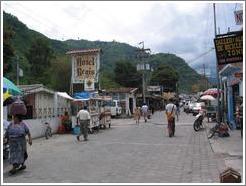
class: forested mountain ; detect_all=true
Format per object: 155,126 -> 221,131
3,11 -> 203,93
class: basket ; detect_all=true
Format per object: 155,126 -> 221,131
9,98 -> 27,115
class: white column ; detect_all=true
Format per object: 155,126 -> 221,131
239,81 -> 243,97
54,93 -> 58,118
126,93 -> 130,116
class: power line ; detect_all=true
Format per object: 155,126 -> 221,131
187,48 -> 215,64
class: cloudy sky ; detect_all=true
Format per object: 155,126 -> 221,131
2,1 -> 243,77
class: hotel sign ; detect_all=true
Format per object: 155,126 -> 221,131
75,54 -> 96,81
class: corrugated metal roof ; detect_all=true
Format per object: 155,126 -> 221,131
18,84 -> 55,95
66,48 -> 102,55
106,87 -> 138,93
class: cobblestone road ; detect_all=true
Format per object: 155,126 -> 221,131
3,111 -> 226,183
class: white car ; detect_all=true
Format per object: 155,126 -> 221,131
105,100 -> 122,117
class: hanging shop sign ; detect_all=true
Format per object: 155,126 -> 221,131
75,54 -> 97,81
66,49 -> 101,85
214,31 -> 243,67
84,79 -> 95,91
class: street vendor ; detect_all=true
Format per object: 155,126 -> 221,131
61,111 -> 72,132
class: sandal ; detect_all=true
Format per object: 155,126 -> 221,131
9,168 -> 18,175
18,165 -> 26,170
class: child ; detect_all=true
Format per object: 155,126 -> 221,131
134,107 -> 141,124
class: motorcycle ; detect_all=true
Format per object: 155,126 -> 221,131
193,109 -> 205,131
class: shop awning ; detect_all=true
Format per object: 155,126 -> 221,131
73,92 -> 91,101
57,92 -> 74,100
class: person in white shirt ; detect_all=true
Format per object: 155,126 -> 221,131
165,99 -> 177,137
76,106 -> 91,141
141,103 -> 149,122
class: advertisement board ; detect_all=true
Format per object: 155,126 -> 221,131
214,31 -> 243,68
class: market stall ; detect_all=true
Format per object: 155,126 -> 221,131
98,96 -> 112,129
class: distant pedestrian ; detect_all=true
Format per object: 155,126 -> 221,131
76,106 -> 91,141
134,107 -> 141,124
141,103 -> 148,122
175,100 -> 180,121
61,111 -> 72,133
165,99 -> 177,137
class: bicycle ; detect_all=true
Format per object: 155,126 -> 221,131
44,122 -> 52,139
207,122 -> 229,139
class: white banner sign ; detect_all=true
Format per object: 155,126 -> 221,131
147,86 -> 161,92
234,10 -> 243,25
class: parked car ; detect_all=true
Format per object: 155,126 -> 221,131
188,102 -> 196,113
192,102 -> 205,116
106,100 -> 122,117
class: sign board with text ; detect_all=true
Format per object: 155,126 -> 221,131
214,31 -> 243,69
67,49 -> 101,85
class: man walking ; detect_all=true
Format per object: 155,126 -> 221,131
141,103 -> 148,122
77,106 -> 91,141
165,98 -> 177,137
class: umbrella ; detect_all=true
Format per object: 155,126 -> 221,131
3,77 -> 22,96
3,95 -> 16,106
3,83 -> 7,93
200,95 -> 216,101
203,88 -> 223,96
3,91 -> 12,101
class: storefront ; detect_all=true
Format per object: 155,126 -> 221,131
220,64 -> 242,129
105,88 -> 138,116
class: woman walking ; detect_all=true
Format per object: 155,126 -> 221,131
5,98 -> 32,175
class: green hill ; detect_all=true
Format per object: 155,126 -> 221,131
3,11 -> 202,93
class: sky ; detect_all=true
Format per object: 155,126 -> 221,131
2,1 -> 244,77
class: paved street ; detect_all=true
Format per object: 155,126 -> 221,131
3,111 -> 226,183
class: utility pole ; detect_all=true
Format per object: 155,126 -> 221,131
16,55 -> 19,86
136,41 -> 151,104
202,64 -> 208,90
213,3 -> 221,123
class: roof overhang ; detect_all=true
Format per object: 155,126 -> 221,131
66,48 -> 102,55
219,64 -> 241,76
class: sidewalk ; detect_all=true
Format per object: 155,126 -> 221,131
205,121 -> 243,176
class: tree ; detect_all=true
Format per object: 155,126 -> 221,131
26,37 -> 54,83
151,64 -> 179,92
114,60 -> 141,88
49,55 -> 71,92
3,25 -> 15,74
100,71 -> 121,89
